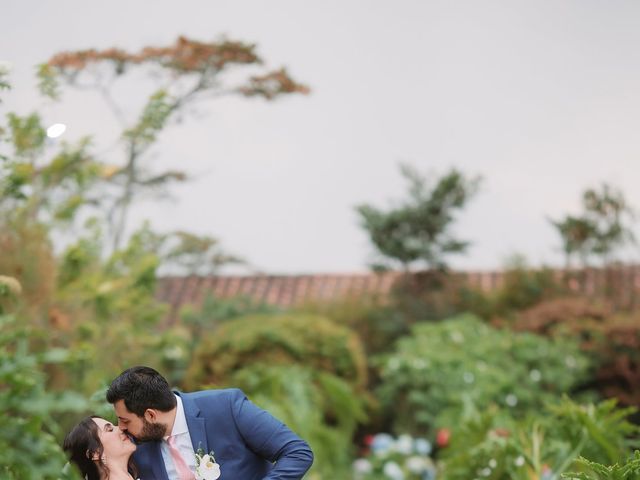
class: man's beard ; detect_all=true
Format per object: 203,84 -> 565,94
134,418 -> 167,442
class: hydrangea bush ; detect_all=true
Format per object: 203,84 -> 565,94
376,314 -> 592,433
353,433 -> 437,480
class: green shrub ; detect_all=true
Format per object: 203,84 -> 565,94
231,364 -> 367,479
298,295 -> 410,357
181,293 -> 279,328
493,259 -> 565,314
595,314 -> 640,412
376,314 -> 592,434
441,397 -> 639,480
177,294 -> 279,386
184,313 -> 368,390
509,299 -> 640,414
564,451 -> 640,479
506,297 -> 610,336
388,271 -> 471,323
0,315 -> 86,479
366,258 -> 564,333
459,258 -> 566,321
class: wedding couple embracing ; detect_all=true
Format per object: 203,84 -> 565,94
64,366 -> 314,480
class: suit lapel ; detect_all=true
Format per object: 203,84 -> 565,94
146,442 -> 170,480
176,391 -> 209,453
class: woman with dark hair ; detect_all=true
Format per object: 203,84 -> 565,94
63,416 -> 138,480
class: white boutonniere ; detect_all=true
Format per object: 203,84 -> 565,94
195,447 -> 221,480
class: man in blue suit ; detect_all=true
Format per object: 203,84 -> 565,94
106,366 -> 313,479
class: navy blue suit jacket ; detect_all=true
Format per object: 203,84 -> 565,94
132,389 -> 313,479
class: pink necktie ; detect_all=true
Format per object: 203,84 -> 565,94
167,435 -> 194,480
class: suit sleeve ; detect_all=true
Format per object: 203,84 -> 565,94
229,389 -> 314,479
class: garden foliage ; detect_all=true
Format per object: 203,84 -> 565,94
441,397 -> 639,480
377,314 -> 592,433
185,313 -> 368,390
0,315 -> 85,479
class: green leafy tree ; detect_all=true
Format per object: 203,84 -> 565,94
356,164 -> 480,272
551,184 -> 636,268
0,110 -> 103,226
53,222 -> 172,392
0,88 -> 105,323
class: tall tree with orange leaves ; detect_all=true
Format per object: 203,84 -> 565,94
39,36 -> 310,250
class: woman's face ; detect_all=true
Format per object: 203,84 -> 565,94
92,417 -> 136,459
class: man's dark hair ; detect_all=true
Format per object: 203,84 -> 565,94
106,366 -> 177,416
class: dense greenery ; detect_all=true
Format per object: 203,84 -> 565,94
0,314 -> 84,479
232,364 -> 367,479
441,397 -> 640,479
185,313 -> 368,390
564,451 -> 640,479
376,314 -> 592,433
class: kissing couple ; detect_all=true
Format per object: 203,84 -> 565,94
64,366 -> 313,480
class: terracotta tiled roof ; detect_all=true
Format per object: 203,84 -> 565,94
156,266 -> 640,324
156,272 -> 403,322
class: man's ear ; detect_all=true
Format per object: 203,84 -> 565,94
144,408 -> 157,422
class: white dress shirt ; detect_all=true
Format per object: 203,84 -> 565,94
160,395 -> 196,478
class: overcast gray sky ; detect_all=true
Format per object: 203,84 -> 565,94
3,0 -> 640,273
